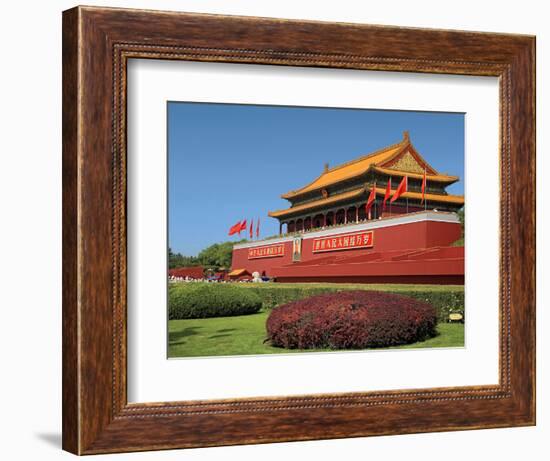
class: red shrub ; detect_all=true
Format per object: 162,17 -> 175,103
266,290 -> 437,349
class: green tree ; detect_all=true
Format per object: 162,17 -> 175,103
169,239 -> 246,271
197,239 -> 246,270
168,247 -> 200,269
452,207 -> 465,246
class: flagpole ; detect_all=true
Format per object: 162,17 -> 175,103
374,181 -> 377,219
424,167 -> 427,211
406,175 -> 408,213
389,176 -> 392,217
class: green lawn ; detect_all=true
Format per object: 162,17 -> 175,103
168,310 -> 464,358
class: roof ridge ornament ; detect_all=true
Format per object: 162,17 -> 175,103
403,130 -> 410,142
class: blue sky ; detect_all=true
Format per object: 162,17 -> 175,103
168,102 -> 464,256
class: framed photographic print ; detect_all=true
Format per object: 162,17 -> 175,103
62,5 -> 535,455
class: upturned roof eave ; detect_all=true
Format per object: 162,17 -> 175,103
371,166 -> 459,185
278,133 -> 461,201
269,187 -> 464,219
279,138 -> 409,200
270,187 -> 367,218
281,163 -> 458,203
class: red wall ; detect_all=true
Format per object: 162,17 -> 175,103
231,218 -> 461,277
168,266 -> 205,279
231,243 -> 293,275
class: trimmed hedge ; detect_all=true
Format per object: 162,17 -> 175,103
403,290 -> 464,322
246,286 -> 335,309
266,291 -> 437,349
244,286 -> 463,322
168,283 -> 262,319
168,283 -> 464,322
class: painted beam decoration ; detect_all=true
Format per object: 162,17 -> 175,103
312,231 -> 374,253
248,243 -> 285,259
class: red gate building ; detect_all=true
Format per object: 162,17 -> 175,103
231,132 -> 465,285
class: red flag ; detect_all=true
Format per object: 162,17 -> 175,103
365,182 -> 376,216
238,219 -> 247,235
256,218 -> 260,238
228,220 -> 242,236
383,178 -> 391,211
249,219 -> 253,239
390,176 -> 408,203
421,169 -> 427,204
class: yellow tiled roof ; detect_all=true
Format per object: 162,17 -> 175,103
374,187 -> 465,205
371,166 -> 458,184
280,132 -> 458,199
269,187 -> 366,218
269,186 -> 464,219
281,140 -> 407,199
228,268 -> 249,277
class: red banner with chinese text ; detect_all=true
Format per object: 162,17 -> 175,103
248,243 -> 285,259
312,231 -> 374,253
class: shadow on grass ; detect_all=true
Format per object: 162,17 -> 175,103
208,334 -> 232,339
169,326 -> 201,346
208,328 -> 237,340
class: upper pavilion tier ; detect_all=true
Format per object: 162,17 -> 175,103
268,131 -> 464,231
281,131 -> 458,200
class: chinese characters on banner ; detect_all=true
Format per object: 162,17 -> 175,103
248,243 -> 285,259
312,231 -> 374,253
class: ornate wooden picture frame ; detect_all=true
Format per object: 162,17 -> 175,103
62,6 -> 535,455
